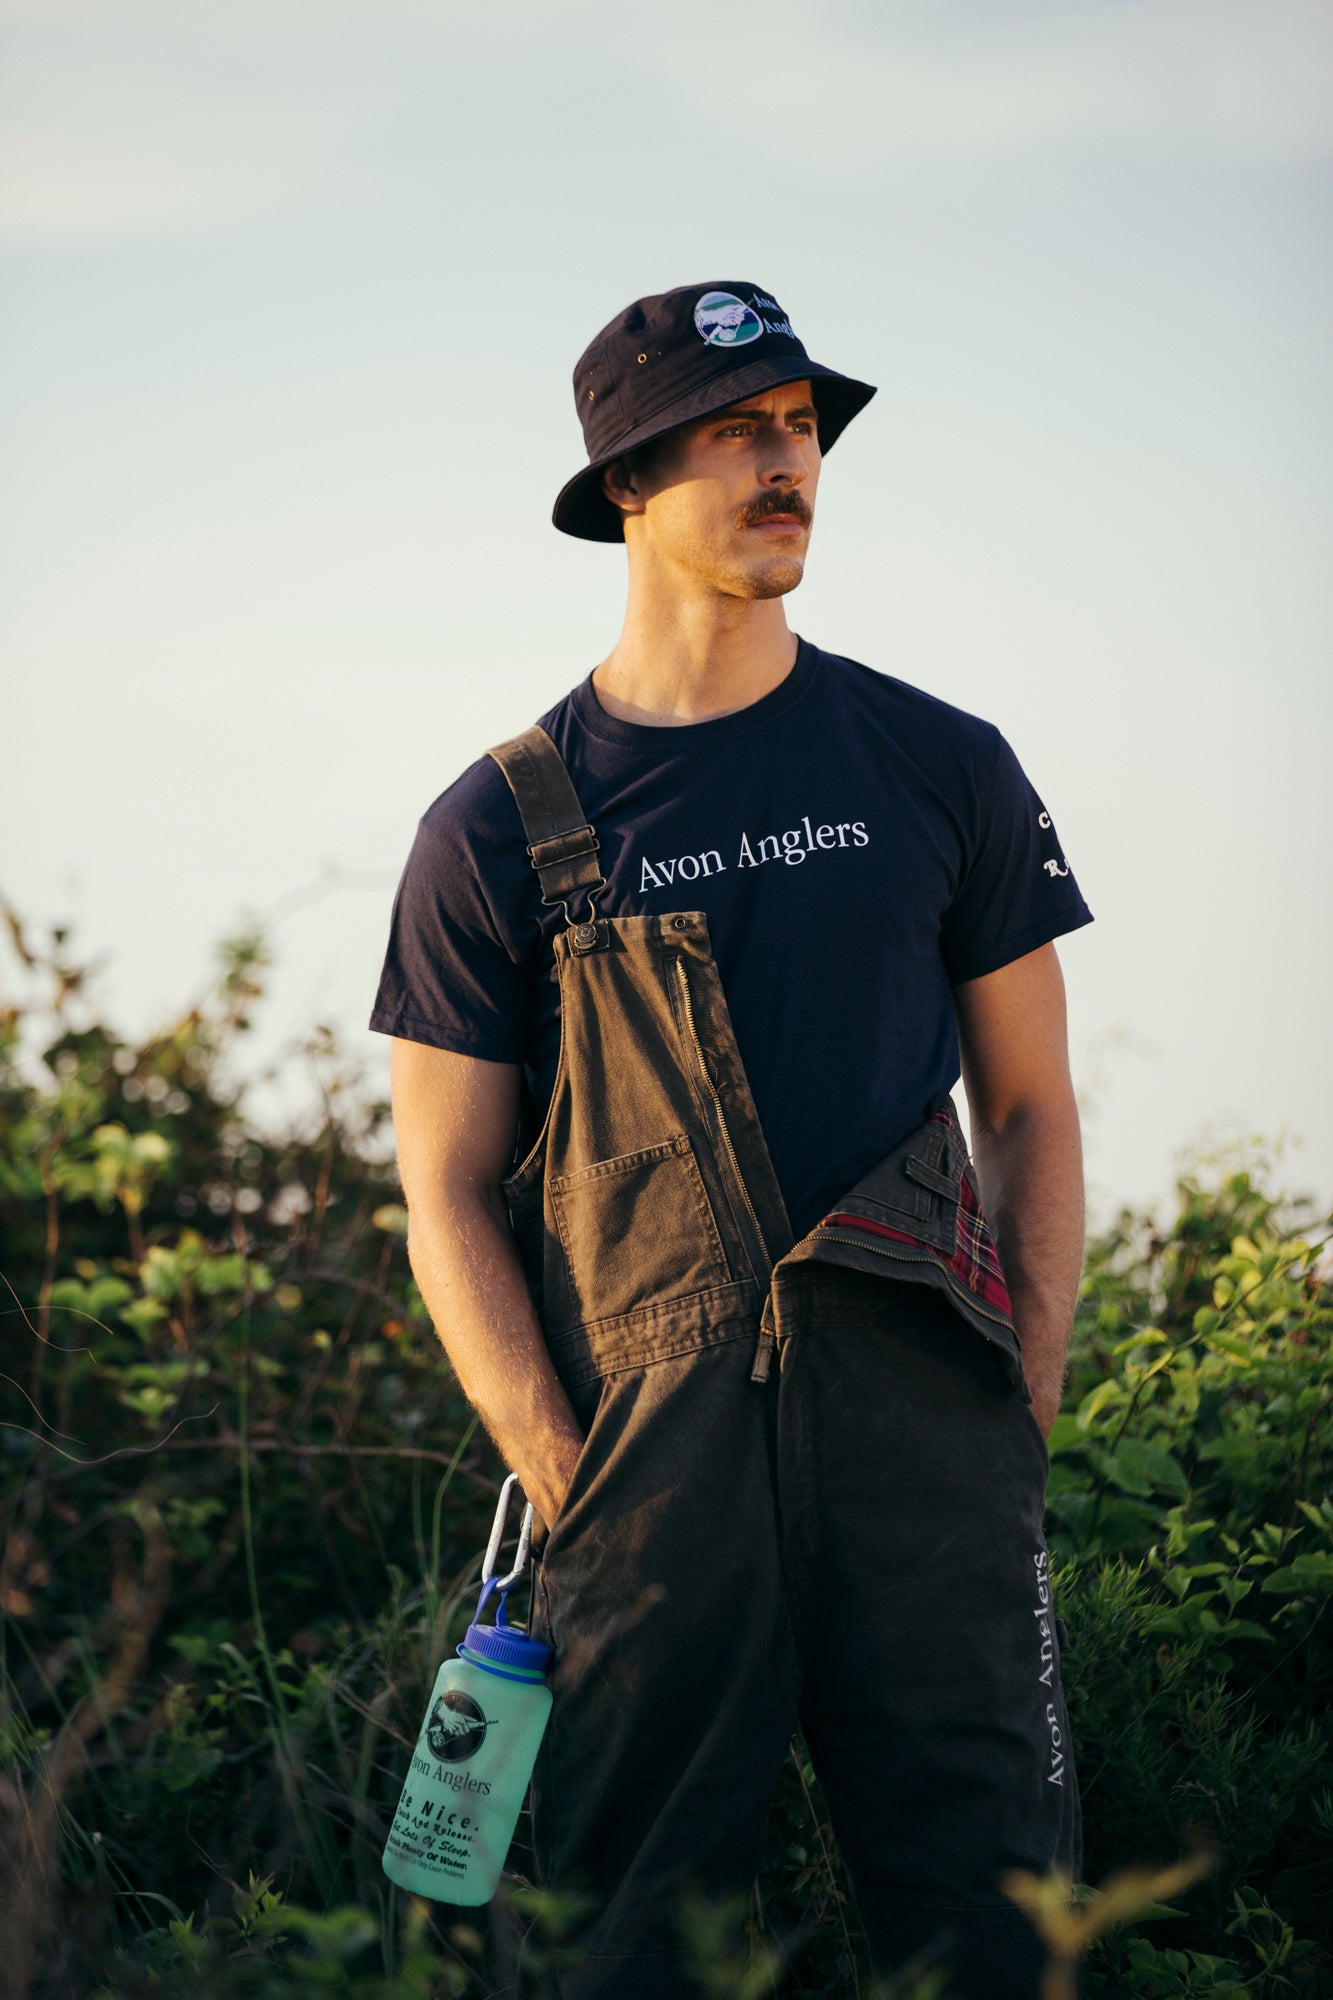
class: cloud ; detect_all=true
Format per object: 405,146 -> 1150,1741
1,0 -> 1328,246
0,2 -> 387,242
0,113 -> 356,241
669,0 -> 1333,169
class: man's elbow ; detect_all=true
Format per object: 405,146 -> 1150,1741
402,1171 -> 509,1259
970,1082 -> 1081,1153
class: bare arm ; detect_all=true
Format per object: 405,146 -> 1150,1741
390,1038 -> 584,1530
953,942 -> 1085,1438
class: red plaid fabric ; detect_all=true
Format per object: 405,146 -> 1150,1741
821,1116 -> 1014,1324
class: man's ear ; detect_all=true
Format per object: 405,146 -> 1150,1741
601,453 -> 647,520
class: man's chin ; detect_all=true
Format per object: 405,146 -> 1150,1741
740,553 -> 806,600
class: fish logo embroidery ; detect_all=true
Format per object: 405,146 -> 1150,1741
694,290 -> 764,347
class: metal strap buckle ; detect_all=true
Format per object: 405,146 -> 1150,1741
526,826 -> 601,870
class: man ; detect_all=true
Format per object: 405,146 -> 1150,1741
372,281 -> 1093,1999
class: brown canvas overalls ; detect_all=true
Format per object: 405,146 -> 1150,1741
488,726 -> 1082,2000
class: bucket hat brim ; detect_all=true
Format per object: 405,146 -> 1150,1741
552,357 -> 876,544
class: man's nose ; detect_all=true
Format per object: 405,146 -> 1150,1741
760,427 -> 811,485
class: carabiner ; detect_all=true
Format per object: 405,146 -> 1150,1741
479,1471 -> 535,1602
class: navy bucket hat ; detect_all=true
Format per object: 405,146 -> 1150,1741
553,281 -> 877,543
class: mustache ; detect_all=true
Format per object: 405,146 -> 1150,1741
736,487 -> 812,530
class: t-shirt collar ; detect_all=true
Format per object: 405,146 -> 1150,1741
569,636 -> 819,750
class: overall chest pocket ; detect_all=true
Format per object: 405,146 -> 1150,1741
550,1134 -> 731,1329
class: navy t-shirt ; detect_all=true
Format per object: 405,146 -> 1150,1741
369,639 -> 1093,1239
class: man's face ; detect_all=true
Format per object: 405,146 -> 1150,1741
609,379 -> 822,600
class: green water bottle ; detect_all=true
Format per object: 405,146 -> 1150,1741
382,1474 -> 553,1906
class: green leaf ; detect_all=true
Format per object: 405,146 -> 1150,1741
119,1296 -> 168,1336
49,1274 -> 132,1319
1112,1327 -> 1169,1358
1045,1412 -> 1083,1457
1104,1444 -> 1155,1497
1076,1378 -> 1123,1429
1260,1553 -> 1333,1596
1110,1438 -> 1189,1500
195,1252 -> 249,1296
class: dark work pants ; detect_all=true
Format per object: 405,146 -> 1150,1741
521,1266 -> 1082,1999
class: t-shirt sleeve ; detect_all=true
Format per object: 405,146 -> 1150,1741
940,728 -> 1094,985
368,767 -> 533,1062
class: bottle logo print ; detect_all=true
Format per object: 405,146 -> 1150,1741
694,291 -> 764,347
426,1688 -> 490,1764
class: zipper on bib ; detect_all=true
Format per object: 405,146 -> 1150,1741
672,953 -> 772,1284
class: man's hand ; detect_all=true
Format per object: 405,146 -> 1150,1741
954,943 -> 1084,1442
389,1039 -> 585,1532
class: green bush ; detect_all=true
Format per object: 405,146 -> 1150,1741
0,914 -> 1329,1998
1053,1166 -> 1332,1994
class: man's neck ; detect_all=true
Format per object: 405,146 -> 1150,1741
592,592 -> 798,728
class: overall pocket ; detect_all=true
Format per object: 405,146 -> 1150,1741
834,1111 -> 967,1256
551,1134 -> 730,1329
535,1370 -> 610,1566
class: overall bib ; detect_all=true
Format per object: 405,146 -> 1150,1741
488,726 -> 1082,2000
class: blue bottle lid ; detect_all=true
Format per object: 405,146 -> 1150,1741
460,1621 -> 551,1677
460,1575 -> 552,1679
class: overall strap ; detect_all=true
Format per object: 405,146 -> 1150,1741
487,725 -> 606,930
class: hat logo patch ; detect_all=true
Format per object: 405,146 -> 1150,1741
694,291 -> 764,348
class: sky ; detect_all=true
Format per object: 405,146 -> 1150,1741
2,0 -> 1331,1231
